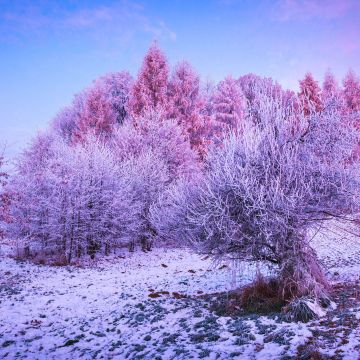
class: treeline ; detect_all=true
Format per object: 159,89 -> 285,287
0,43 -> 359,270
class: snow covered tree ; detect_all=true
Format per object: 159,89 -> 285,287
92,71 -> 133,125
167,61 -> 204,152
212,76 -> 246,132
8,135 -> 122,261
322,70 -> 344,111
0,150 -> 10,241
51,91 -> 88,143
114,152 -> 170,251
113,109 -> 199,182
72,85 -> 117,143
298,72 -> 322,115
154,92 -> 359,311
129,43 -> 169,117
238,73 -> 285,122
52,72 -> 132,144
343,69 -> 360,113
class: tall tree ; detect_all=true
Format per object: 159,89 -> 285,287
129,43 -> 170,117
298,72 -> 322,115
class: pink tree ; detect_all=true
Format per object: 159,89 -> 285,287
212,76 -> 246,131
343,69 -> 360,113
72,85 -> 117,143
129,43 -> 170,117
298,72 -> 323,115
167,61 -> 205,153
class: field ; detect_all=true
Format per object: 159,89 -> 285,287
1,222 -> 360,360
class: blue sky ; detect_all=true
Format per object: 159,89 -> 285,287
1,0 -> 359,159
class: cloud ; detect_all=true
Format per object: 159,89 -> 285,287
0,1 -> 177,44
272,0 -> 354,21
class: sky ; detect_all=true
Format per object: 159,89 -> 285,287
0,0 -> 360,160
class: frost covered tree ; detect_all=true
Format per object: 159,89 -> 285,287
72,85 -> 117,143
153,92 -> 359,309
52,72 -> 132,143
298,72 -> 322,115
238,74 -> 286,123
8,109 -> 197,259
343,69 -> 360,113
321,70 -> 344,112
212,76 -> 246,131
0,150 -> 10,241
167,61 -> 205,153
113,109 -> 199,181
129,43 -> 169,117
8,135 -> 123,261
92,71 -> 133,125
113,152 -> 170,251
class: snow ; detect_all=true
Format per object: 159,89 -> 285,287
1,221 -> 360,359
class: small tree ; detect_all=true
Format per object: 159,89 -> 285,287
113,152 -> 170,251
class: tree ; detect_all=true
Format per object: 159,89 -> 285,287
298,72 -> 322,115
167,61 -> 204,151
0,150 -> 10,241
92,71 -> 133,125
154,93 -> 359,311
52,72 -> 132,143
129,43 -> 170,117
114,152 -> 170,251
343,69 -> 360,113
212,76 -> 246,132
322,70 -> 343,111
8,135 -> 122,261
112,109 -> 199,182
51,91 -> 88,143
72,85 -> 117,143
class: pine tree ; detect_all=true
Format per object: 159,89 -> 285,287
129,43 -> 169,117
298,72 -> 322,115
343,69 -> 360,113
72,85 -> 117,143
167,61 -> 204,151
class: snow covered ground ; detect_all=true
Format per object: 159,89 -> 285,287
1,222 -> 360,359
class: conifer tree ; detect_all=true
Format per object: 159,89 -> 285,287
129,43 -> 169,117
298,72 -> 322,115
